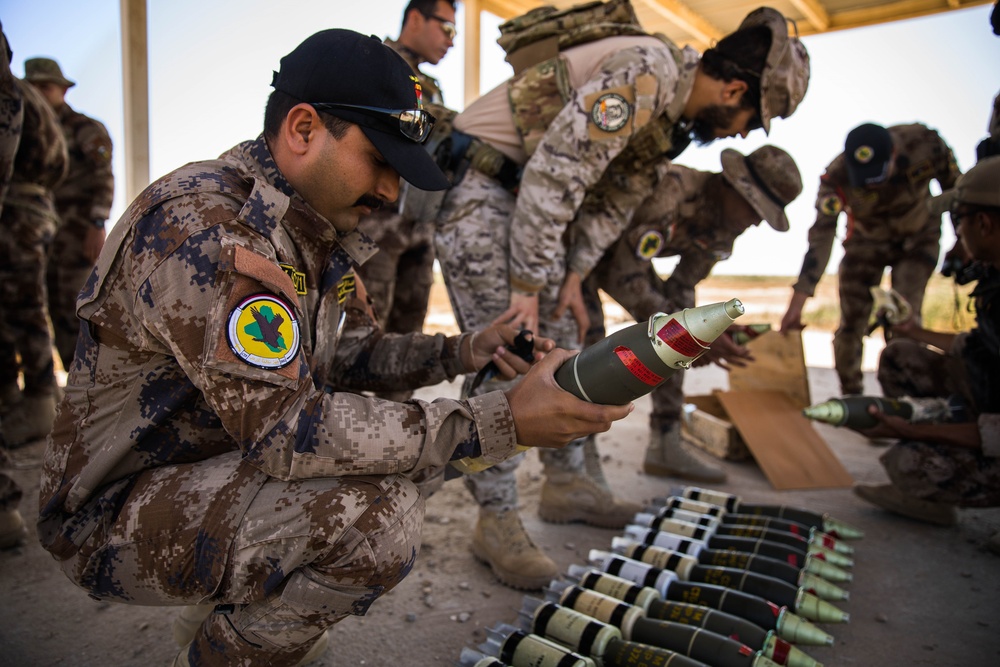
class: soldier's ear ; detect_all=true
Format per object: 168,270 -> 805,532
721,79 -> 749,105
283,104 -> 320,155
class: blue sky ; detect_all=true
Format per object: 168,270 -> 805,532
3,1 -> 998,277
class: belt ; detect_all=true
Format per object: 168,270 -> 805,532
444,130 -> 523,194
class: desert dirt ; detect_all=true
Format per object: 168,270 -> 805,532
1,276 -> 998,666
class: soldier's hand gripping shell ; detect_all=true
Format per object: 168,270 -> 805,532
466,326 -> 554,391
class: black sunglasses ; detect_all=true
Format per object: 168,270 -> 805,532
311,103 -> 435,143
422,12 -> 457,39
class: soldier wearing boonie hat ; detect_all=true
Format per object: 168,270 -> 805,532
781,121 -> 961,396
435,2 -> 811,592
36,28 -> 631,667
23,57 -> 116,381
575,145 -> 802,484
856,155 -> 1000,530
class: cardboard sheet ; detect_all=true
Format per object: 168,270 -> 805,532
728,330 -> 811,409
718,390 -> 854,490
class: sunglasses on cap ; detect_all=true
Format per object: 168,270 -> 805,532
310,103 -> 435,143
422,12 -> 457,40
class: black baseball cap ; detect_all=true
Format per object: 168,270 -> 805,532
844,123 -> 894,187
272,29 -> 450,191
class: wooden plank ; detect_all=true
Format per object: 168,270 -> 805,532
728,330 -> 811,410
718,390 -> 854,491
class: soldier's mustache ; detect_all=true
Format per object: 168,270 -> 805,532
354,194 -> 386,210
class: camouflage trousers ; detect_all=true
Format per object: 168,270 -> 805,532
434,170 -> 583,510
57,451 -> 423,667
47,211 -> 97,371
0,198 -> 57,395
355,208 -> 435,336
582,267 -> 685,434
881,440 -> 1000,508
834,233 -> 939,395
877,337 -> 974,410
876,338 -> 999,507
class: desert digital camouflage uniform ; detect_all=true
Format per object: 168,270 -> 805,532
434,34 -> 699,507
578,166 -> 746,433
46,98 -> 114,369
36,136 -> 521,665
356,39 -> 444,349
0,76 -> 66,399
792,123 -> 960,394
876,266 -> 1000,507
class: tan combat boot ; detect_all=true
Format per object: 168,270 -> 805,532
471,508 -> 557,590
643,423 -> 726,483
538,471 -> 640,529
853,483 -> 958,526
172,604 -> 216,646
581,434 -> 610,491
0,508 -> 27,549
1,393 -> 57,448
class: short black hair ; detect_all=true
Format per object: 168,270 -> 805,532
401,0 -> 457,31
263,89 -> 351,141
699,25 -> 771,113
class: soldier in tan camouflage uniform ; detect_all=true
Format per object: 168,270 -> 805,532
0,22 -> 28,549
35,30 -> 630,667
853,156 -> 1000,529
356,1 -> 456,401
434,2 -> 810,590
25,57 -> 114,372
780,122 -> 960,395
576,145 -> 802,485
0,40 -> 67,448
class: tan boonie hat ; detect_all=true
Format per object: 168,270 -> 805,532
24,57 -> 75,88
737,7 -> 810,133
934,155 -> 1000,214
720,144 -> 802,232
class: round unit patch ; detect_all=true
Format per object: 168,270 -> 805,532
590,93 -> 631,133
635,230 -> 663,260
853,145 -> 874,164
820,195 -> 843,216
227,293 -> 301,369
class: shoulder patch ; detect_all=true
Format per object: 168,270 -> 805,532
280,264 -> 307,295
635,230 -> 664,260
227,293 -> 301,369
337,272 -> 357,305
591,92 -> 631,132
907,159 -> 934,184
820,195 -> 843,216
585,84 -> 635,141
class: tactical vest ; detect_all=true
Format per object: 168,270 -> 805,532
501,0 -> 687,165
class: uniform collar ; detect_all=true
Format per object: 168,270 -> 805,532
224,136 -> 378,266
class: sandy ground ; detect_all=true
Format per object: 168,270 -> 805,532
2,281 -> 999,666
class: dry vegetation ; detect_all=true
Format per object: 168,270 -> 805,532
428,272 -> 979,335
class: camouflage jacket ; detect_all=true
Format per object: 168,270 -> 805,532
957,266 -> 1000,453
0,28 -> 23,213
2,77 -> 66,223
458,36 -> 698,295
52,101 -> 114,224
793,123 -> 959,296
37,136 -> 517,561
384,39 -> 444,106
583,166 -> 744,312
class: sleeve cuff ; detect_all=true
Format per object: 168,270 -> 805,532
980,414 -> 1000,457
467,390 -> 518,465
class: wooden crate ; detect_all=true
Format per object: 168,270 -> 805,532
681,394 -> 751,461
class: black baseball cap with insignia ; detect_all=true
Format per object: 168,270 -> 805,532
271,29 -> 449,191
844,123 -> 894,187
